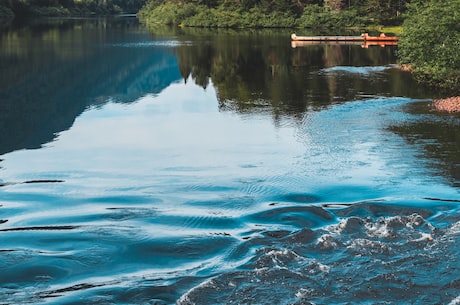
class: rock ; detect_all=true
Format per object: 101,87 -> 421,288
432,96 -> 460,113
399,64 -> 413,72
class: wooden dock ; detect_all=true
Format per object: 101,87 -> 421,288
291,34 -> 364,42
291,40 -> 398,48
291,33 -> 399,42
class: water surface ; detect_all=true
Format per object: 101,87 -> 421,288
0,17 -> 459,305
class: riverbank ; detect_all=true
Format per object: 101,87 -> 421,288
433,97 -> 460,113
0,1 -> 144,22
138,3 -> 383,28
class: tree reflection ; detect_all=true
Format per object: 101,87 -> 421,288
156,26 -> 458,185
389,103 -> 460,187
165,27 -> 430,122
0,18 -> 180,155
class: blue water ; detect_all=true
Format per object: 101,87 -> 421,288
0,18 -> 459,304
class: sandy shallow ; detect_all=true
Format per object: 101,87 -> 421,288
432,96 -> 460,113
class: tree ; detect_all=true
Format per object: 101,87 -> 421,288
398,0 -> 460,92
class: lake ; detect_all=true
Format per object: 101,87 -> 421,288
0,16 -> 459,305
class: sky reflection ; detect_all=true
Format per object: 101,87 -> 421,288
2,80 -> 304,194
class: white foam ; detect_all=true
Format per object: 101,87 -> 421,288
176,277 -> 217,305
365,220 -> 391,238
413,232 -> 433,242
316,234 -> 338,249
448,295 -> 460,305
447,221 -> 460,235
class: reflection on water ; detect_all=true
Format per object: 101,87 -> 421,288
389,102 -> 460,187
169,27 -> 433,120
0,18 -> 459,305
0,17 -> 180,155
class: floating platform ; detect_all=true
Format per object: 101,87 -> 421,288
291,34 -> 363,41
291,40 -> 398,48
291,33 -> 399,43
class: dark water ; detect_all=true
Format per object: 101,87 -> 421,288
0,17 -> 459,305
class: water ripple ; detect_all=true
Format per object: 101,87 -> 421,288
320,65 -> 394,75
110,41 -> 193,48
179,202 -> 460,305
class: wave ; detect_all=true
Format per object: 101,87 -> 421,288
178,202 -> 460,305
1,195 -> 458,305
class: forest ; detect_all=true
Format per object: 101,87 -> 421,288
138,0 -> 409,28
0,0 -> 145,18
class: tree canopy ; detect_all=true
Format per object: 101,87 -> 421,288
138,0 -> 410,27
0,0 -> 146,18
398,0 -> 460,93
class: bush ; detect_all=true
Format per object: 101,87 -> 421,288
138,2 -> 199,25
0,5 -> 14,19
29,6 -> 71,17
138,1 -> 374,28
140,3 -> 297,28
298,5 -> 371,28
183,7 -> 219,27
398,0 -> 460,92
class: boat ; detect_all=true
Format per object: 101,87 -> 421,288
361,33 -> 399,41
291,33 -> 399,42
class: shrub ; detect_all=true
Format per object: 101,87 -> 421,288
298,5 -> 371,28
138,2 -> 200,25
0,5 -> 14,19
139,1 -> 373,28
398,0 -> 460,92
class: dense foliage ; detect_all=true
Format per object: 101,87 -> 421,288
138,0 -> 409,28
0,0 -> 146,18
398,0 -> 460,93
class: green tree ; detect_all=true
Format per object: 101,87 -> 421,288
1,0 -> 147,18
398,0 -> 460,92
